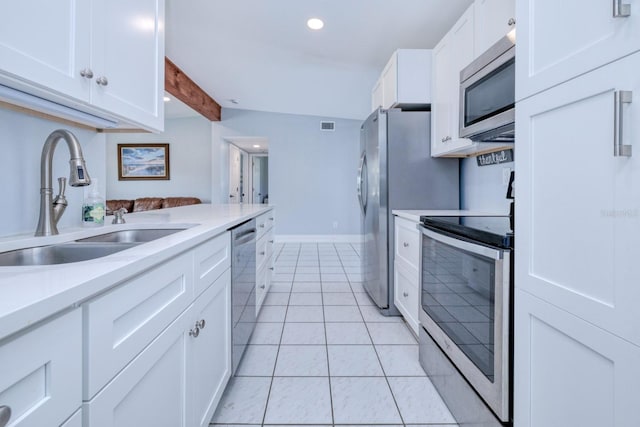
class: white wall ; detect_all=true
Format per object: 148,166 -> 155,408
106,116 -> 212,202
459,155 -> 513,213
218,108 -> 361,236
0,106 -> 106,237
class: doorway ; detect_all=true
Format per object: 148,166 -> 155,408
228,144 -> 249,203
250,155 -> 269,204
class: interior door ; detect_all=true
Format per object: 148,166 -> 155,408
228,145 -> 240,203
252,157 -> 261,204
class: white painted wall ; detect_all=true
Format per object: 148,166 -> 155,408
0,106 -> 106,237
459,155 -> 513,213
218,108 -> 361,236
105,116 -> 212,202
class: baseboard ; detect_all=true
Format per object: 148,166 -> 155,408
275,234 -> 361,244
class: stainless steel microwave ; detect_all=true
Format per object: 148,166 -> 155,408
459,33 -> 515,142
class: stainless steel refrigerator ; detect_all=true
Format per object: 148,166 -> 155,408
357,108 -> 459,314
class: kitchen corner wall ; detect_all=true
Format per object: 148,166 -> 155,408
460,156 -> 513,213
217,108 -> 361,236
0,106 -> 106,237
105,116 -> 213,203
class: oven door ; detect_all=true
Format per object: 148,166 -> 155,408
419,226 -> 510,421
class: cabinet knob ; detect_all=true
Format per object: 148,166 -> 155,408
96,76 -> 109,86
403,242 -> 409,248
196,319 -> 206,329
80,68 -> 94,79
260,224 -> 265,228
0,406 -> 11,427
189,326 -> 200,338
507,18 -> 516,26
269,217 -> 274,221
260,251 -> 266,255
260,284 -> 266,289
269,240 -> 274,244
403,292 -> 409,298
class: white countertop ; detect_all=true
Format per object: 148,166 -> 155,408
0,204 -> 273,342
392,209 -> 508,223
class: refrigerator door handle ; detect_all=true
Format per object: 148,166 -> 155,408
357,152 -> 368,214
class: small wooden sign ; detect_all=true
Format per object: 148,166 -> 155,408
476,149 -> 514,167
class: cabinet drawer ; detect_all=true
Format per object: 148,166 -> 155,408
84,251 -> 194,399
256,211 -> 275,240
395,217 -> 420,269
194,232 -> 230,296
84,306 -> 191,427
256,233 -> 269,273
0,309 -> 81,427
393,260 -> 419,336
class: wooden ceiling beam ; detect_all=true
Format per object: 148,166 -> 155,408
165,57 -> 221,121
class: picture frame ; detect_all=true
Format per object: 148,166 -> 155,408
117,143 -> 170,180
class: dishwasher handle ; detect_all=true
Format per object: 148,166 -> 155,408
234,229 -> 257,246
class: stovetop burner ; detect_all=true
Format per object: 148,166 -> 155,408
420,215 -> 514,249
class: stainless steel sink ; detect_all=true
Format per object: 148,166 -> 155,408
0,242 -> 139,266
76,228 -> 187,243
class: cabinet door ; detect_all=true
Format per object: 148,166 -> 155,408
381,53 -> 398,109
90,0 -> 164,131
516,0 -> 640,101
431,5 -> 475,157
84,308 -> 191,427
515,51 -> 640,346
0,309 -> 81,427
394,217 -> 420,270
0,0 -> 90,100
393,260 -> 419,336
371,78 -> 383,112
474,0 -> 515,55
187,269 -> 232,427
515,289 -> 640,427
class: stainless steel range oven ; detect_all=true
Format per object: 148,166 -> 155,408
418,215 -> 513,425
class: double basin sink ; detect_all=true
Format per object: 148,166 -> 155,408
0,228 -> 189,266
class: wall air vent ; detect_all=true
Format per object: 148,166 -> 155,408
320,121 -> 335,131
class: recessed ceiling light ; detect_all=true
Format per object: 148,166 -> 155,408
253,144 -> 261,148
307,18 -> 324,30
163,96 -> 171,102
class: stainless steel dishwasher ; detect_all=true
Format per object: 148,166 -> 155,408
230,219 -> 257,375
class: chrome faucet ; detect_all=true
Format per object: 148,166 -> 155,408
35,129 -> 91,236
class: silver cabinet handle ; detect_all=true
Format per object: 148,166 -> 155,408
269,240 -> 274,243
96,76 -> 109,86
259,224 -> 265,228
0,406 -> 11,427
196,319 -> 206,329
441,136 -> 452,143
403,242 -> 409,248
189,326 -> 200,338
260,251 -> 266,255
80,68 -> 94,79
508,18 -> 516,26
269,267 -> 274,270
403,292 -> 409,298
269,217 -> 274,221
614,90 -> 633,157
613,0 -> 631,17
260,284 -> 266,289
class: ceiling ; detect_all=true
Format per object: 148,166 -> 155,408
226,136 -> 270,154
165,0 -> 473,121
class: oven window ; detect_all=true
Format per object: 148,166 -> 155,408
421,235 -> 496,381
463,57 -> 515,127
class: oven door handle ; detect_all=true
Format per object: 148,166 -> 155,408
420,226 -> 503,260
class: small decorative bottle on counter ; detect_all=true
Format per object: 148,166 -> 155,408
82,179 -> 105,227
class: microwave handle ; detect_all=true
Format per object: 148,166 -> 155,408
420,226 -> 503,260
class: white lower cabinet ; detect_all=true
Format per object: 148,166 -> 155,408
83,305 -> 191,427
187,269 -> 231,427
255,211 -> 275,315
84,260 -> 231,427
0,309 -> 82,427
393,216 -> 420,335
393,260 -> 419,335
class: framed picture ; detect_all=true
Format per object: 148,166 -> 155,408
118,143 -> 170,180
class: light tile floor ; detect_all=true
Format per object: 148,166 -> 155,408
211,242 -> 457,427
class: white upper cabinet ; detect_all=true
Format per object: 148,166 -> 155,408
0,0 -> 91,101
474,0 -> 516,55
90,0 -> 164,131
430,4 -> 476,157
0,0 -> 165,132
371,49 -> 432,112
516,0 -> 640,101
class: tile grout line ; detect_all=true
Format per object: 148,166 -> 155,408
323,242 -> 336,426
260,242 -> 300,426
